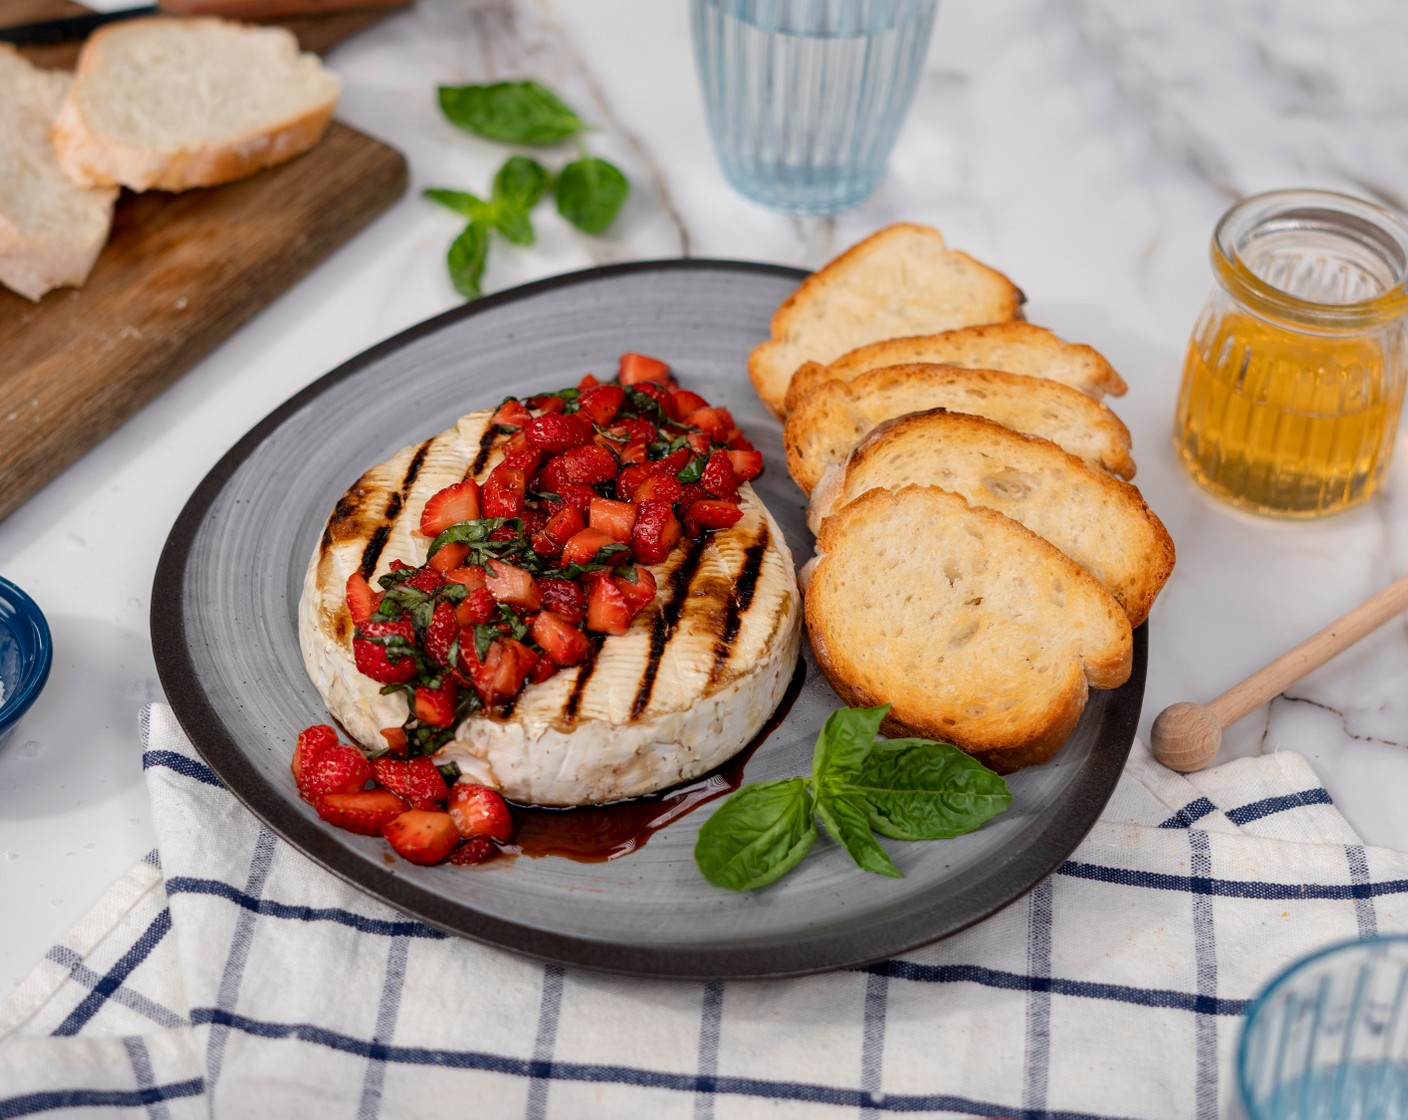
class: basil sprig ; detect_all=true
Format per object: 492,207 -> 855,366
438,80 -> 585,146
694,706 -> 1012,891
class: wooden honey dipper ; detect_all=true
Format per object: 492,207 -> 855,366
1151,572 -> 1408,772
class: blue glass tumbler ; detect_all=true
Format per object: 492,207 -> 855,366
691,0 -> 939,214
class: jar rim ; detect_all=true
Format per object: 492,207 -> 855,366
1212,188 -> 1408,331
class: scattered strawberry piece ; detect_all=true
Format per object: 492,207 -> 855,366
613,566 -> 658,617
298,739 -> 373,802
345,573 -> 379,626
686,431 -> 713,456
588,496 -> 637,543
586,574 -> 633,635
701,450 -> 739,499
532,609 -> 591,666
532,504 -> 585,557
427,541 -> 471,573
577,372 -> 600,391
423,600 -> 459,668
414,680 -> 458,728
618,440 -> 650,466
291,725 -> 339,790
491,399 -> 533,429
405,566 -> 445,593
447,783 -> 514,842
445,565 -> 487,591
455,586 -> 498,626
481,463 -> 527,517
605,417 -> 657,445
561,527 -> 619,567
537,578 -> 586,623
619,352 -> 671,384
615,463 -> 654,500
462,637 -> 538,705
484,560 -> 542,609
684,406 -> 733,437
354,619 -> 419,684
419,479 -> 481,536
527,393 -> 567,414
685,498 -> 744,538
578,384 -> 626,427
449,836 -> 501,865
667,389 -> 710,420
317,789 -> 409,835
379,727 -> 408,757
500,432 -> 543,474
727,449 -> 764,481
539,445 -> 618,492
371,756 -> 450,809
632,473 -> 683,505
382,810 -> 461,865
631,499 -> 682,564
524,412 -> 593,453
655,448 -> 692,476
556,482 -> 598,512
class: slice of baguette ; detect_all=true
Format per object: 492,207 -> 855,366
805,485 -> 1133,773
0,46 -> 116,301
52,17 -> 341,192
809,410 -> 1174,626
782,321 -> 1127,414
783,363 -> 1136,494
749,223 -> 1024,417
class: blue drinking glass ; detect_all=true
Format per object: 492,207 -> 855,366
1239,936 -> 1408,1119
691,0 -> 939,214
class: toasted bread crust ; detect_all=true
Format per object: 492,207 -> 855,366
748,223 -> 1025,417
782,321 -> 1129,414
805,486 -> 1132,771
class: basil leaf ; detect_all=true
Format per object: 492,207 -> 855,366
813,705 -> 888,786
676,456 -> 705,484
437,761 -> 462,783
492,155 -> 551,211
694,778 -> 816,891
447,221 -> 490,299
814,792 -> 901,878
848,739 -> 1013,841
554,157 -> 629,234
438,81 -> 585,145
424,188 -> 491,220
491,206 -> 535,247
426,517 -> 517,561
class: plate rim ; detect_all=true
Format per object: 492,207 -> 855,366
151,257 -> 1146,979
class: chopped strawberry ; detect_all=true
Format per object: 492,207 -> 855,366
615,463 -> 654,500
676,481 -> 708,512
297,738 -> 372,802
632,381 -> 671,409
427,541 -> 471,573
686,431 -> 713,456
354,619 -> 419,683
447,783 -> 514,842
499,433 -> 543,474
726,430 -> 756,452
618,440 -> 650,465
446,565 -> 488,591
561,527 -> 618,566
655,448 -> 692,475
537,578 -> 586,623
462,637 -> 537,705
414,680 -> 458,728
519,508 -> 548,537
667,389 -> 710,420
379,727 -> 408,757
449,836 -> 500,865
631,500 -> 682,564
524,412 -> 593,453
605,417 -> 657,445
684,406 -> 733,437
345,573 -> 380,626
539,445 -> 617,492
492,398 -> 533,429
632,473 -> 683,505
291,724 -> 339,790
578,384 -> 626,427
484,560 -> 542,609
382,810 -> 460,865
481,463 -> 527,517
577,372 -> 600,391
727,449 -> 764,481
529,657 -> 559,684
619,351 -> 671,384
423,600 -> 459,667
556,482 -> 598,513
527,393 -> 567,414
317,789 -> 409,836
388,559 -> 413,571
588,496 -> 637,542
701,450 -> 739,499
455,586 -> 498,626
371,756 -> 449,809
685,499 -> 745,537
419,479 -> 481,536
532,504 -> 585,556
613,566 -> 658,617
586,574 -> 633,635
532,610 -> 591,666
404,566 -> 445,593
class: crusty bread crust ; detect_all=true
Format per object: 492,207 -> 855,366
749,223 -> 1025,417
782,321 -> 1129,414
805,486 -> 1133,773
783,363 -> 1136,494
51,17 -> 340,192
809,409 -> 1174,626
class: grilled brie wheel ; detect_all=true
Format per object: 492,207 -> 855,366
298,408 -> 802,807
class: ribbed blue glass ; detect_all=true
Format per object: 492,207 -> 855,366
1239,936 -> 1408,1120
691,0 -> 939,214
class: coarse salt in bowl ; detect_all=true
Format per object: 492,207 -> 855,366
0,575 -> 53,750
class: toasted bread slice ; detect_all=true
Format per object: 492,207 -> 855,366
52,17 -> 340,192
0,46 -> 116,301
782,321 -> 1127,414
809,410 -> 1173,626
783,363 -> 1135,494
805,486 -> 1133,772
749,223 -> 1024,417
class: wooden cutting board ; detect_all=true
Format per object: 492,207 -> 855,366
0,2 -> 409,523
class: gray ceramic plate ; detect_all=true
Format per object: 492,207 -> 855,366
152,261 -> 1145,979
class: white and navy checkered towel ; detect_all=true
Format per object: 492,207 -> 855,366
2,703 -> 1405,1119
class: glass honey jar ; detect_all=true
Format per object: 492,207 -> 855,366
1173,189 -> 1408,517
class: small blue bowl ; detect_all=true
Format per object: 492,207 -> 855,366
0,575 -> 52,750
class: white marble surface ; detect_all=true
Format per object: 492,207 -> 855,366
2,0 -> 1407,997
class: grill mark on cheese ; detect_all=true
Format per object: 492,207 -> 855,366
631,538 -> 708,719
562,641 -> 600,722
469,423 -> 500,477
357,439 -> 432,578
709,525 -> 770,683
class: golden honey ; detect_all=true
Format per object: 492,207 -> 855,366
1173,191 -> 1408,518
